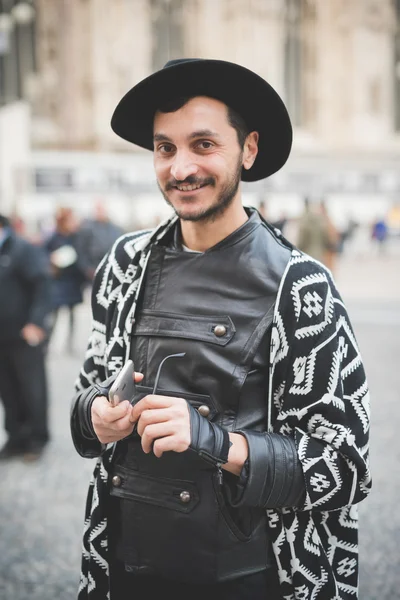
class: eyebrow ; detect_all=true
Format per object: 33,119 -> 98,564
153,133 -> 173,143
188,129 -> 220,140
153,129 -> 221,143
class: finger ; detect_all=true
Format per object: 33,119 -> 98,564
141,422 -> 175,454
95,422 -> 134,444
101,400 -> 132,423
93,412 -> 135,441
152,435 -> 190,458
131,395 -> 182,422
110,412 -> 135,434
92,416 -> 131,438
91,395 -> 110,418
134,372 -> 144,383
134,408 -> 170,433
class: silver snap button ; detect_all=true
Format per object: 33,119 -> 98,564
213,325 -> 227,337
112,475 -> 122,487
179,490 -> 191,503
197,405 -> 210,418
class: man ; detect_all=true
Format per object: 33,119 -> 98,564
74,198 -> 124,282
0,214 -> 51,460
44,206 -> 86,354
71,59 -> 371,600
296,196 -> 329,263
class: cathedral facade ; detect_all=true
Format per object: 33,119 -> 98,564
2,0 -> 399,226
31,0 -> 399,154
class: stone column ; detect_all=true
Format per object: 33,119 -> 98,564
90,0 -> 152,150
313,0 -> 394,150
183,0 -> 286,94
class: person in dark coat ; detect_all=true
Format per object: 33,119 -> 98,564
0,214 -> 52,461
74,199 -> 124,282
44,207 -> 86,353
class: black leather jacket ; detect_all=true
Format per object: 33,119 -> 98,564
71,210 -> 305,584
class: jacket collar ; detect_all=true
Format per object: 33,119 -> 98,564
169,206 -> 261,252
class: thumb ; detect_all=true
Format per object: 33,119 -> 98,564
106,400 -> 133,422
92,395 -> 110,417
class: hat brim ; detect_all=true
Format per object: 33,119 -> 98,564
111,59 -> 292,182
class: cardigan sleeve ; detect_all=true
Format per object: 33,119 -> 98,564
70,252 -> 112,458
271,256 -> 371,512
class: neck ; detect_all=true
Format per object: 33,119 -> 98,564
180,197 -> 248,252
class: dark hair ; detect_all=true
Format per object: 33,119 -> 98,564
158,96 -> 250,149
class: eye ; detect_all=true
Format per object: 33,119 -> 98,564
158,143 -> 175,154
197,140 -> 214,150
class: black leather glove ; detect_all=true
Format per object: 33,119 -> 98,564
187,402 -> 231,468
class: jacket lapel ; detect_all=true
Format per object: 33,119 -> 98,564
106,215 -> 178,375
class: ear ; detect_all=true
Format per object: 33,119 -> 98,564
242,131 -> 259,171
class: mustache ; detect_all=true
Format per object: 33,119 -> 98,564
165,176 -> 215,191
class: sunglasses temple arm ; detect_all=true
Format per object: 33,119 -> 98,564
152,352 -> 186,395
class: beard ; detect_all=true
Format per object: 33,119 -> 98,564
158,155 -> 243,224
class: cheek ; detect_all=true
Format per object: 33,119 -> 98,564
209,152 -> 240,175
197,155 -> 225,180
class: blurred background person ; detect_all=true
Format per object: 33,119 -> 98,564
319,200 -> 340,273
296,196 -> 327,263
297,197 -> 339,273
74,198 -> 124,283
44,206 -> 86,354
371,215 -> 389,255
337,214 -> 359,255
0,214 -> 51,461
10,213 -> 26,238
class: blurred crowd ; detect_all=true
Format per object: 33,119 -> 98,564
0,199 -> 124,462
259,197 -> 398,276
43,201 -> 125,351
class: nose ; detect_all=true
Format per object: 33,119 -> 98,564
170,150 -> 198,181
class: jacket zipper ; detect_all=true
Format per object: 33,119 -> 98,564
216,462 -> 224,485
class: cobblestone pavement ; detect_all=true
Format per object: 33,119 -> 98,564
0,252 -> 399,600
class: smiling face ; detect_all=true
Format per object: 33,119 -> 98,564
153,96 -> 257,223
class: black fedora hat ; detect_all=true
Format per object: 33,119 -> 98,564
111,58 -> 292,182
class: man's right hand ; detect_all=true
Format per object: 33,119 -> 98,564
91,397 -> 135,444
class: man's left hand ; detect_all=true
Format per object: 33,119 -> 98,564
130,395 -> 191,458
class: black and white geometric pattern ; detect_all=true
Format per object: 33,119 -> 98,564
73,220 -> 371,600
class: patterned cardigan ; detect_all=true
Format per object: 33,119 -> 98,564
72,215 -> 371,600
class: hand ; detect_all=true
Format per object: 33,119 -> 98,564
130,395 -> 191,458
86,268 -> 96,281
21,323 -> 46,346
91,372 -> 143,444
49,263 -> 60,277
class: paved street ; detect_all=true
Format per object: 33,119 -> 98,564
0,250 -> 399,600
